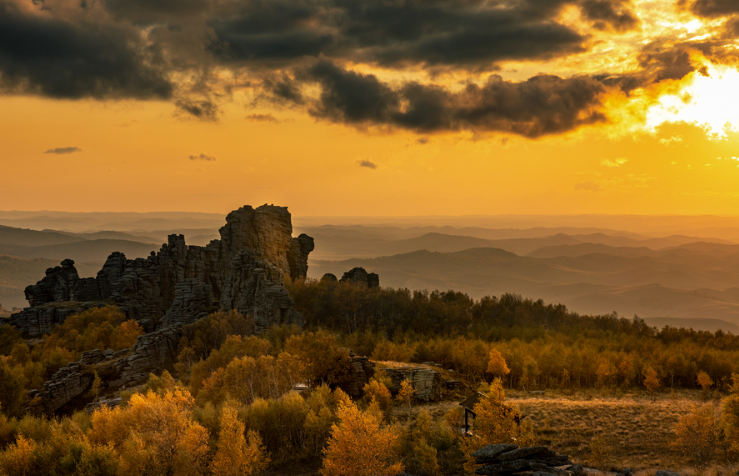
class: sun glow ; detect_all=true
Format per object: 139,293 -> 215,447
646,63 -> 739,138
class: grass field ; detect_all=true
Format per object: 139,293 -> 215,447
394,388 -> 738,475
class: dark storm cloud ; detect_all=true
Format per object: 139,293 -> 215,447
102,0 -> 208,23
597,43 -> 707,95
0,2 -> 172,100
357,159 -> 377,169
301,60 -> 607,138
680,0 -> 739,18
44,146 -> 82,154
578,0 -> 639,32
207,0 -> 638,68
638,46 -> 700,82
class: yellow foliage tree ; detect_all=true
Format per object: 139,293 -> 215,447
643,367 -> 660,403
396,379 -> 416,421
362,378 -> 392,413
697,370 -> 713,401
212,402 -> 270,476
0,434 -> 36,476
672,403 -> 718,467
486,349 -> 510,380
721,373 -> 739,454
321,401 -> 403,476
90,386 -> 209,476
460,378 -> 535,474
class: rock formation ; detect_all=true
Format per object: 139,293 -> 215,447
11,205 -> 314,337
339,267 -> 379,288
336,351 -> 376,397
30,326 -> 183,414
381,366 -> 444,401
472,445 -> 573,475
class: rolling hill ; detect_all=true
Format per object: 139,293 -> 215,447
309,247 -> 739,329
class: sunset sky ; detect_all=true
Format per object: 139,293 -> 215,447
3,0 -> 739,216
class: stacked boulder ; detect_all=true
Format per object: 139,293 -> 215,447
472,445 -> 573,476
11,204 -> 315,337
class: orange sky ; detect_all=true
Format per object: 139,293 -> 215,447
2,0 -> 739,216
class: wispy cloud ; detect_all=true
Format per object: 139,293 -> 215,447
575,182 -> 602,192
601,158 -> 628,168
357,159 -> 377,169
246,113 -> 279,122
45,147 -> 82,154
189,153 -> 217,162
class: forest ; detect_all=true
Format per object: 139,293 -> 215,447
0,280 -> 739,474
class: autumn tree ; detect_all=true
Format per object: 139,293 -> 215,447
697,371 -> 713,401
90,386 -> 209,476
212,401 -> 270,476
0,434 -> 36,476
486,349 -> 510,381
721,373 -> 739,454
362,378 -> 392,413
0,359 -> 26,418
460,378 -> 535,473
672,403 -> 718,467
321,401 -> 403,476
286,331 -> 352,387
396,379 -> 416,421
644,367 -> 660,403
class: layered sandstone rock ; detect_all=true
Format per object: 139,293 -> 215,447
381,366 -> 444,401
12,205 -> 313,337
336,352 -> 376,397
30,327 -> 183,414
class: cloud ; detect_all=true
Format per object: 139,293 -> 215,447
176,99 -> 219,121
102,0 -> 208,23
246,113 -> 279,122
0,1 -> 172,100
204,0 -> 636,69
300,60 -> 607,138
579,0 -> 639,32
417,138 -> 429,145
601,158 -> 628,167
357,159 -> 377,169
44,147 -> 82,154
189,153 -> 217,161
575,181 -> 603,191
681,0 -> 739,18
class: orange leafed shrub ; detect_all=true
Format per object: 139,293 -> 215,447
321,401 -> 403,476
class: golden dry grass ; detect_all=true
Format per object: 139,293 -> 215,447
507,389 -> 738,473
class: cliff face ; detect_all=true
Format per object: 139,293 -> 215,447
12,205 -> 314,337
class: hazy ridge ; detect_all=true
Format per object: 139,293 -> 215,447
3,211 -> 739,332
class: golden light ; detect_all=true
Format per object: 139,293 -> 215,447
646,63 -> 739,137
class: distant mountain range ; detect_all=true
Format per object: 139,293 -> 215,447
4,211 -> 739,332
309,245 -> 739,329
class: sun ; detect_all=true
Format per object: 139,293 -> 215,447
646,62 -> 739,138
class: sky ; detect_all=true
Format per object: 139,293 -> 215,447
2,0 -> 739,216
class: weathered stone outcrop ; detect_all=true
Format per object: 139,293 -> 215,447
340,267 -> 379,288
472,445 -> 573,475
160,279 -> 213,328
336,351 -> 376,397
108,327 -> 182,389
382,366 -> 444,401
470,445 -> 684,476
12,205 -> 313,337
30,327 -> 183,414
27,348 -> 107,414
